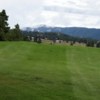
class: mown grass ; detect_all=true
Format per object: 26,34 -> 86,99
0,42 -> 100,100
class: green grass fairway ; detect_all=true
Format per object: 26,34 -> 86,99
0,42 -> 100,100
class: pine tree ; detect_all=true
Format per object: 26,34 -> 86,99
13,24 -> 22,40
0,10 -> 10,40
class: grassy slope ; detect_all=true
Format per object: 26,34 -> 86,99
0,42 -> 100,100
66,46 -> 100,100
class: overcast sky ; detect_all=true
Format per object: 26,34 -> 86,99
0,0 -> 100,28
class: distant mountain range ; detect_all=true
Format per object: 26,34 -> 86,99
23,25 -> 100,40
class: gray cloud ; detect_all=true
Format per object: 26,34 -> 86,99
44,5 -> 100,16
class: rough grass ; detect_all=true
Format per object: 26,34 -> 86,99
0,42 -> 100,100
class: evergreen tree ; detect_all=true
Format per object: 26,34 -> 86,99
0,10 -> 10,40
13,24 -> 22,40
6,24 -> 22,41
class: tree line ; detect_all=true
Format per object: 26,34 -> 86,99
0,9 -> 100,47
0,10 -> 22,41
22,30 -> 100,47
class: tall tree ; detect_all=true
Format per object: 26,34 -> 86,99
0,10 -> 10,40
13,24 -> 22,40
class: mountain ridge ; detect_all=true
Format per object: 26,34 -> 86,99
22,25 -> 100,40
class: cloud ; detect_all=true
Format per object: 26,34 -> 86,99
0,0 -> 44,28
0,0 -> 100,28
